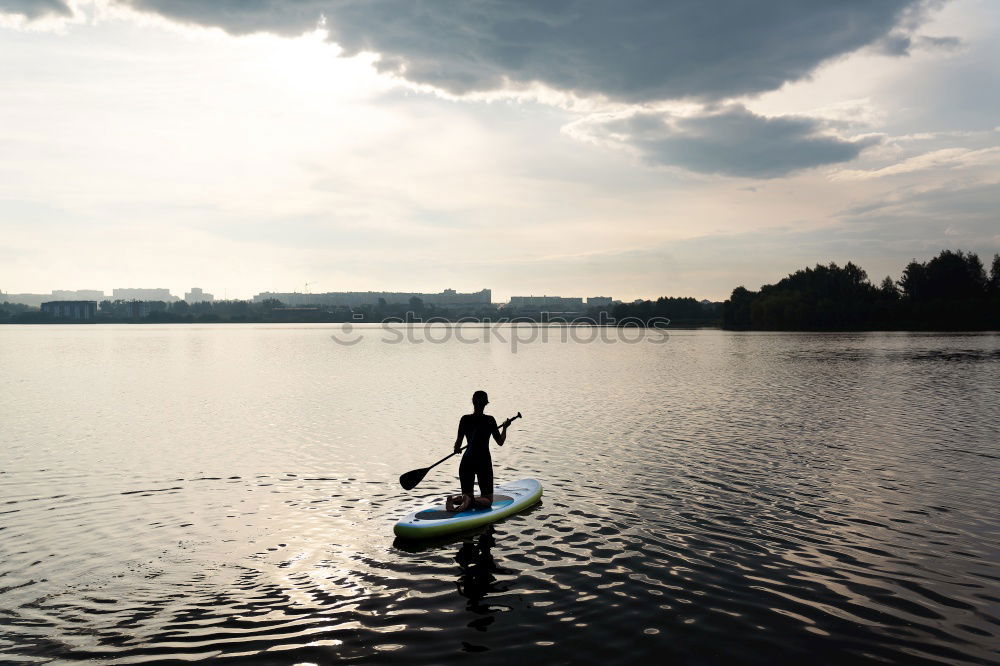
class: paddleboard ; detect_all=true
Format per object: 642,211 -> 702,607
394,479 -> 542,539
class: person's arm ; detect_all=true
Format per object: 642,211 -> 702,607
492,416 -> 508,447
454,417 -> 466,453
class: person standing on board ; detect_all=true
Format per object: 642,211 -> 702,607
446,391 -> 513,512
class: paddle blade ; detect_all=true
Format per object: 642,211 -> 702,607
399,467 -> 428,491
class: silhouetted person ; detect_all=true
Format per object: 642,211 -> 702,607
445,391 -> 511,512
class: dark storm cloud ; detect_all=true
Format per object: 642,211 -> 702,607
106,0 -> 930,102
0,0 -> 71,18
582,107 -> 880,178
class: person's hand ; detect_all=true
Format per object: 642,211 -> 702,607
454,445 -> 461,454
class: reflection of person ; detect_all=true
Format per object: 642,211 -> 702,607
445,391 -> 511,513
455,527 -> 506,606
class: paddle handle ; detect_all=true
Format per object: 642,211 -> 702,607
497,412 -> 521,446
502,412 -> 522,430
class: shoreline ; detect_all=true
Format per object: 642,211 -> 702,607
4,320 -> 1000,333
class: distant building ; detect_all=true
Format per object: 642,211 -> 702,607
52,289 -> 105,301
253,288 -> 493,310
184,287 -> 215,303
586,296 -> 613,307
508,295 -> 585,311
113,288 -> 177,302
41,301 -> 97,320
3,291 -> 103,307
429,288 -> 493,308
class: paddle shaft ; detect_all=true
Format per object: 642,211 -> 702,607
422,445 -> 467,475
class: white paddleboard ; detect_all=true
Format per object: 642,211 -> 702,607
394,479 -> 543,539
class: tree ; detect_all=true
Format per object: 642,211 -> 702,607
898,259 -> 928,300
879,276 -> 899,299
724,249 -> 997,331
191,301 -> 214,315
0,301 -> 34,322
723,286 -> 756,328
742,262 -> 880,329
260,298 -> 283,311
927,250 -> 986,299
902,250 -> 987,301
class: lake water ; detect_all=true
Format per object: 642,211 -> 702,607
1,324 -> 998,664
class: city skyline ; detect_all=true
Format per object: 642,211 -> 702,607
2,286 -> 624,307
3,237 -> 993,305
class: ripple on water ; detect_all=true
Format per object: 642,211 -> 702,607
1,328 -> 998,664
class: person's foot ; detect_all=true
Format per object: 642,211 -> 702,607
447,494 -> 472,512
473,496 -> 493,509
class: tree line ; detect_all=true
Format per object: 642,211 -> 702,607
723,249 -> 1000,330
600,297 -> 722,325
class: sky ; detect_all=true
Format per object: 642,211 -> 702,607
1,0 -> 998,302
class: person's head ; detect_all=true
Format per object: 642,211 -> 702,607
472,390 -> 489,410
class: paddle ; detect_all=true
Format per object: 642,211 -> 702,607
399,412 -> 522,490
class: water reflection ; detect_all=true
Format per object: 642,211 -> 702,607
2,327 -> 998,664
393,524 -> 514,619
456,526 -> 511,619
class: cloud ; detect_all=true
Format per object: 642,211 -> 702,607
12,0 -> 926,103
0,0 -> 946,181
569,106 -> 879,178
0,0 -> 71,19
876,32 -> 916,56
834,146 -> 1000,180
873,31 -> 963,56
917,35 -> 962,50
841,180 -> 1000,227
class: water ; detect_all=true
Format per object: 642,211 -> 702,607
1,324 -> 998,664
